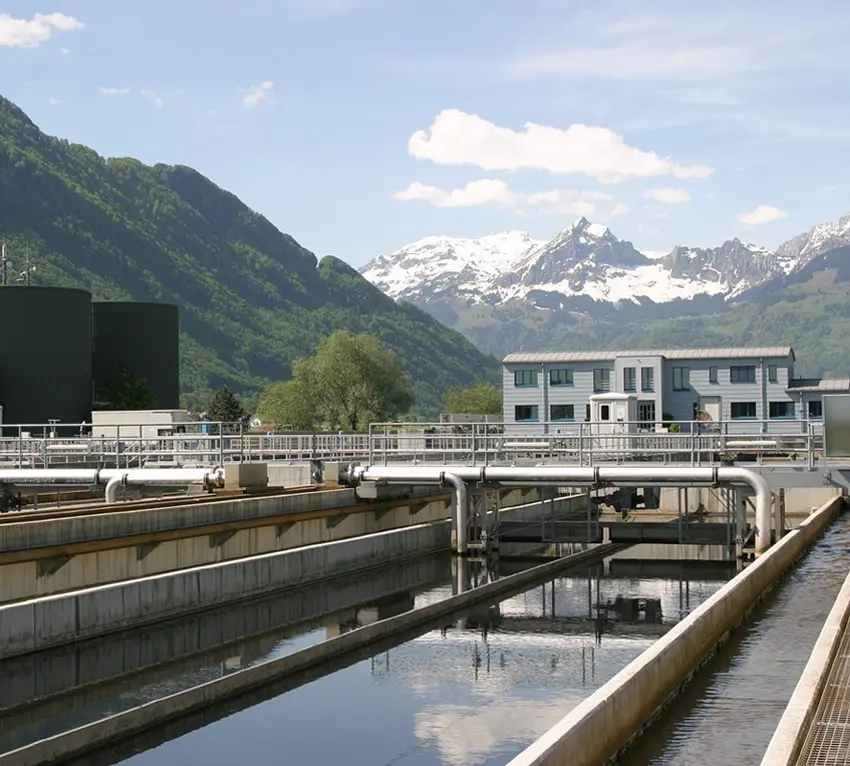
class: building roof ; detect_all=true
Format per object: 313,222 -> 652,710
503,347 -> 795,364
786,378 -> 850,393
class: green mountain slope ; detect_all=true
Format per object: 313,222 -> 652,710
0,96 -> 499,412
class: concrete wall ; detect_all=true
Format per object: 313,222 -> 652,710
0,493 -> 564,660
0,523 -> 450,661
656,485 -> 843,516
0,554 -> 450,719
0,541 -> 623,766
759,570 -> 850,765
504,495 -> 844,766
266,463 -> 312,487
0,487 -> 542,603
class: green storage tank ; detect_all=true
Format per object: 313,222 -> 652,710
0,286 -> 93,427
91,301 -> 180,409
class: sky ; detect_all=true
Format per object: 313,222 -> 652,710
2,0 -> 850,267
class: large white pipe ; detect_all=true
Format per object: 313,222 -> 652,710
441,472 -> 468,555
348,464 -> 773,556
0,469 -> 101,485
0,468 -> 224,504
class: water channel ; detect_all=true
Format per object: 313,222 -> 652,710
71,547 -> 733,766
620,510 -> 850,765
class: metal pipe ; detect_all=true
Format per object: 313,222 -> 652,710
98,468 -> 220,485
105,473 -> 128,504
0,469 -> 101,485
348,463 -> 773,555
441,471 -> 468,555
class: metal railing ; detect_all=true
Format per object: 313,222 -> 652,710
0,422 -> 372,469
365,419 -> 828,468
0,418 -> 834,469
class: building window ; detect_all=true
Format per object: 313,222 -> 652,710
600,404 -> 611,421
730,365 -> 756,383
768,365 -> 778,383
550,404 -> 575,421
593,368 -> 610,392
641,367 -> 654,392
672,367 -> 690,391
623,367 -> 636,392
809,400 -> 823,418
585,404 -> 591,421
730,402 -> 757,419
709,366 -> 718,384
550,369 -> 574,386
515,405 -> 539,421
769,401 -> 794,418
514,370 -> 538,387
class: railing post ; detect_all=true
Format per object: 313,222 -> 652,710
116,424 -> 121,469
219,422 -> 224,467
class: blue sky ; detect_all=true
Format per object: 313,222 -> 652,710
2,0 -> 850,266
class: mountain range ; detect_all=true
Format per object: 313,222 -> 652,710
361,212 -> 850,375
0,95 -> 499,413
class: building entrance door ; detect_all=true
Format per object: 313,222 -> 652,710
638,401 -> 656,426
698,396 -> 721,424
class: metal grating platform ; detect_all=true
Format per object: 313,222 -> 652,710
796,625 -> 850,765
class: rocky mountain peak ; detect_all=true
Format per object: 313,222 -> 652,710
511,218 -> 648,288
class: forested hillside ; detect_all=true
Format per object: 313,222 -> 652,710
0,96 -> 499,412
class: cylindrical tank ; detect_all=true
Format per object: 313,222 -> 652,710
91,302 -> 180,410
0,286 -> 92,427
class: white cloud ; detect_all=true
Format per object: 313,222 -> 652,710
737,205 -> 790,225
141,89 -> 164,108
240,81 -> 274,109
394,179 -> 624,218
643,188 -> 691,204
47,96 -> 63,105
59,47 -> 69,54
408,109 -> 712,183
99,87 -> 131,96
0,12 -> 84,48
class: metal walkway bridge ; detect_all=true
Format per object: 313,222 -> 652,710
0,418 -> 843,472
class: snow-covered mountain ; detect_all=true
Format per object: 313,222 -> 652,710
776,210 -> 850,263
361,216 -> 819,308
361,230 -> 543,301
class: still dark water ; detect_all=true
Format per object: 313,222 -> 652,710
620,511 -> 850,765
116,554 -> 731,766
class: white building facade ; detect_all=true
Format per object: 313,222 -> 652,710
502,346 -> 850,434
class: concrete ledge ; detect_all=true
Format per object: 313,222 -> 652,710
0,541 -> 626,766
0,554 -> 448,717
0,494 -> 577,659
504,496 -> 845,766
0,522 -> 450,660
759,569 -> 850,765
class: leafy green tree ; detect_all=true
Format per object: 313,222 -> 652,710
257,380 -> 315,430
100,364 -> 156,410
443,383 -> 503,415
207,386 -> 245,423
259,331 -> 413,431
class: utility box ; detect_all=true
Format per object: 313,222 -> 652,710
223,463 -> 268,491
824,394 -> 850,458
589,392 -> 638,454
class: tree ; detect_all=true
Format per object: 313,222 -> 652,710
207,386 -> 245,423
443,383 -> 503,415
258,331 -> 414,431
100,364 -> 156,410
257,380 -> 314,430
